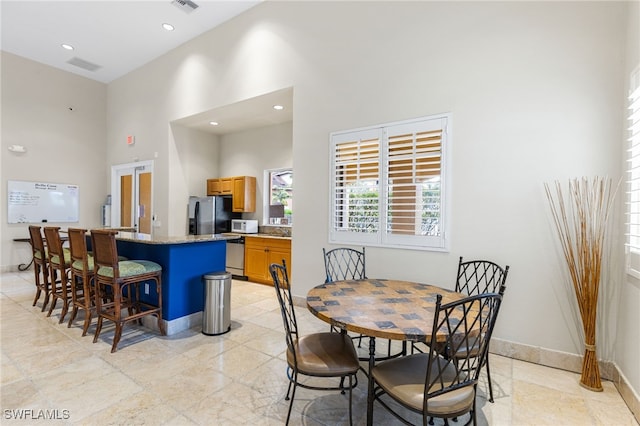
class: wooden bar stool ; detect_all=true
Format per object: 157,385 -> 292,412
43,227 -> 72,323
67,228 -> 95,336
28,225 -> 51,311
90,229 -> 165,353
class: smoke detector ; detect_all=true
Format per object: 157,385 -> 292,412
171,0 -> 199,14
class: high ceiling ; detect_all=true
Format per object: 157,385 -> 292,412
1,0 -> 261,84
1,0 -> 294,135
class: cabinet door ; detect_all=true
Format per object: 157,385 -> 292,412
268,247 -> 291,281
245,237 -> 291,285
220,178 -> 233,194
232,177 -> 246,212
232,176 -> 256,213
245,239 -> 269,283
206,179 -> 221,195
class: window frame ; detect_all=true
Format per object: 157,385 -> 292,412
263,167 -> 293,226
626,65 -> 640,278
329,113 -> 451,251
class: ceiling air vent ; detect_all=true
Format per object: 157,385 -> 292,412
171,0 -> 199,14
66,57 -> 101,72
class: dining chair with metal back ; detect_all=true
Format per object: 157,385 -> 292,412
323,246 -> 367,339
270,260 -> 360,425
323,247 -> 399,359
323,247 -> 366,283
413,256 -> 509,403
453,257 -> 509,403
455,257 -> 510,297
372,291 -> 504,426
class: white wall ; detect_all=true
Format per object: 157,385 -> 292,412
1,0 -> 636,399
618,0 -> 640,405
103,0 -> 634,391
219,121 -> 293,223
170,125 -> 220,234
0,52 -> 107,268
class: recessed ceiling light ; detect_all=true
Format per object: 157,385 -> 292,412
61,44 -> 74,51
209,121 -> 219,126
273,105 -> 284,110
162,23 -> 175,31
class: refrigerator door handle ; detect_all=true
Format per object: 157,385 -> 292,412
194,201 -> 200,235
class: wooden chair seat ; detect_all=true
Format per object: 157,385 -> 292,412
289,332 -> 360,377
373,353 -> 474,416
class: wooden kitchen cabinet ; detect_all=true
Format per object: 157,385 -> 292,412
206,179 -> 220,194
206,177 -> 232,195
220,178 -> 233,194
206,175 -> 256,212
231,176 -> 256,212
244,236 -> 291,285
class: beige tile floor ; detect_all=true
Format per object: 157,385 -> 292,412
0,270 -> 637,425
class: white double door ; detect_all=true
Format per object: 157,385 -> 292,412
110,161 -> 153,234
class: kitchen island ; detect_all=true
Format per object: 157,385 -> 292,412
111,232 -> 239,335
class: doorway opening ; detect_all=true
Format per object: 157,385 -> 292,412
110,160 -> 154,234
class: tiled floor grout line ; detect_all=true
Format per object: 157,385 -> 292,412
1,271 -> 637,425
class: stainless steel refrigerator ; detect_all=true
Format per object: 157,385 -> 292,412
188,196 -> 238,235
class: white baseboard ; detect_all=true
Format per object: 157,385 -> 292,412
489,338 -> 639,424
293,293 -> 639,423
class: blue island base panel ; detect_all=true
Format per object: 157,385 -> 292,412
116,239 -> 227,321
141,311 -> 203,336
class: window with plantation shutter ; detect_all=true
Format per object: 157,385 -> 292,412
330,114 -> 450,251
626,66 -> 640,278
331,128 -> 382,244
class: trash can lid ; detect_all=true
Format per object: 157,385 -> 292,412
203,271 -> 231,280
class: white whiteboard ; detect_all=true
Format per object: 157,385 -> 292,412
7,180 -> 79,224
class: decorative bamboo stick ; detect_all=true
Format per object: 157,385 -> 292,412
544,177 -> 618,391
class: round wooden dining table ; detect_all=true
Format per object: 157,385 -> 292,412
306,278 -> 466,426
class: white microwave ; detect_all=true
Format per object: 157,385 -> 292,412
231,219 -> 258,234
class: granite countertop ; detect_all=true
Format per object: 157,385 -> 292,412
223,232 -> 292,240
115,232 -> 240,245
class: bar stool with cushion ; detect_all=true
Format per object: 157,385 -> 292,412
66,228 -> 96,336
90,229 -> 165,353
28,225 -> 51,311
44,226 -> 73,323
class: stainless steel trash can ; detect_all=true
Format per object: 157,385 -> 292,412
202,271 -> 232,335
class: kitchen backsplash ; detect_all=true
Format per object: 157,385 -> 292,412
259,225 -> 292,237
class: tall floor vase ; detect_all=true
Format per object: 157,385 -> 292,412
544,176 -> 618,391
